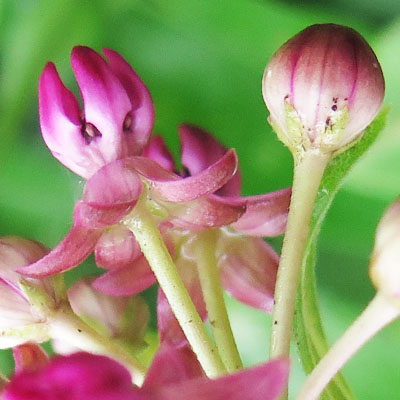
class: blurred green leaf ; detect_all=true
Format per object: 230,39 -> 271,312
294,108 -> 389,399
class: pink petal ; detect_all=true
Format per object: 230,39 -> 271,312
13,344 -> 48,374
149,149 -> 238,202
71,46 -> 132,168
179,124 -> 241,196
153,358 -> 289,400
92,256 -> 155,296
38,63 -> 93,178
82,159 -> 142,208
143,343 -> 203,389
157,257 -> 206,347
165,194 -> 245,229
94,226 -> 141,270
142,136 -> 175,172
102,48 -> 154,155
68,278 -> 131,336
230,187 -> 291,236
73,201 -> 133,229
17,227 -> 102,278
217,236 -> 278,313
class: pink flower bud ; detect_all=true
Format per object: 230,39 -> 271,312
369,198 -> 400,299
262,24 -> 384,153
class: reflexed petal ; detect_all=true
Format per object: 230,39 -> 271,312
158,258 -> 206,347
143,343 -> 203,389
13,344 -> 48,374
217,235 -> 278,312
179,124 -> 241,196
38,63 -> 92,177
148,149 -> 238,202
142,136 -> 175,172
93,256 -> 155,296
73,201 -> 133,229
17,227 -> 102,278
230,188 -> 291,236
153,358 -> 289,400
165,195 -> 245,229
102,48 -> 154,155
82,159 -> 142,208
71,46 -> 132,168
94,226 -> 141,270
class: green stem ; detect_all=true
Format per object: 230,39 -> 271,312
123,200 -> 226,378
49,305 -> 146,386
296,292 -> 400,400
270,149 -> 330,398
194,229 -> 243,372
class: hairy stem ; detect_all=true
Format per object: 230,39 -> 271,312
195,229 -> 243,372
270,149 -> 330,399
296,292 -> 400,400
124,200 -> 226,378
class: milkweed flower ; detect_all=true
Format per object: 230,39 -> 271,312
262,24 -> 384,154
39,46 -> 154,179
19,47 -> 244,283
3,350 -> 289,400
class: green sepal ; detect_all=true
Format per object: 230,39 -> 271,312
294,107 -> 390,400
19,280 -> 56,317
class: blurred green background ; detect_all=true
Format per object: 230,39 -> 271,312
1,0 -> 400,398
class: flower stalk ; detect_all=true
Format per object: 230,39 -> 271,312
270,149 -> 330,398
123,195 -> 226,378
295,291 -> 400,400
194,229 -> 243,372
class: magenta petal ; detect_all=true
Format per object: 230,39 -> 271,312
92,256 -> 155,296
153,358 -> 289,400
71,46 -> 132,165
82,159 -> 142,208
94,226 -> 141,270
17,227 -> 102,278
102,48 -> 154,155
166,194 -> 245,229
143,343 -> 203,389
142,136 -> 175,172
3,352 -> 143,400
148,149 -> 238,202
230,187 -> 291,236
179,124 -> 241,197
218,236 -> 278,313
158,258 -> 206,347
38,63 -> 93,177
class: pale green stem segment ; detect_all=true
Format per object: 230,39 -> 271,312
194,229 -> 243,372
123,200 -> 226,378
270,149 -> 330,399
296,292 -> 400,400
49,305 -> 146,386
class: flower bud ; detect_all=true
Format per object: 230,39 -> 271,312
369,198 -> 400,299
262,24 -> 384,154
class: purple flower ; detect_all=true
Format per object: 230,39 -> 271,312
145,125 -> 290,317
3,350 -> 289,400
39,46 -> 154,179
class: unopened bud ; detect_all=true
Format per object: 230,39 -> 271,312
369,198 -> 400,299
262,24 -> 384,155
